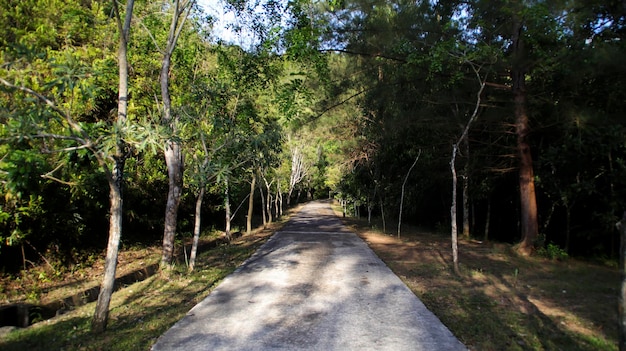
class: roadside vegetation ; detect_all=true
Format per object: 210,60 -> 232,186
338,208 -> 618,351
0,216 -> 289,350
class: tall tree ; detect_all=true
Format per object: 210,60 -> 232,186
510,14 -> 538,255
160,0 -> 195,267
450,63 -> 486,274
92,0 -> 136,333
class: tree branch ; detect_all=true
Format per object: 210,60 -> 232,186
0,78 -> 90,141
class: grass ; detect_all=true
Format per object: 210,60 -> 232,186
0,210 -> 297,351
337,211 -> 619,351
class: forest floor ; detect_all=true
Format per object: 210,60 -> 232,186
336,211 -> 619,351
0,202 -> 619,351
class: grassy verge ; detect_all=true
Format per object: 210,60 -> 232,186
338,211 -> 618,351
0,210 -> 297,351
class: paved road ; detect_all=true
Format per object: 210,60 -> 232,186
152,201 -> 466,351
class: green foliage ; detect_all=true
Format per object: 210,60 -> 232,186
537,243 -> 569,261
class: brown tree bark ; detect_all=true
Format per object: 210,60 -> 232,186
511,20 -> 539,256
247,172 -> 256,235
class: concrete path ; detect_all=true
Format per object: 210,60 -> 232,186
152,201 -> 466,351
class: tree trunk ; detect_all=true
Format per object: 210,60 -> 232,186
160,0 -> 193,267
398,152 -> 420,238
380,198 -> 386,234
462,135 -> 470,239
257,172 -> 267,228
224,176 -> 231,241
512,21 -> 539,256
288,145 -> 306,206
450,144 -> 460,275
565,203 -> 571,253
264,177 -> 273,224
92,166 -> 123,333
450,64 -> 484,274
188,186 -> 204,272
484,198 -> 491,242
161,143 -> 182,267
92,0 -> 134,333
277,179 -> 283,217
274,190 -> 280,219
247,172 -> 256,235
617,212 -> 626,351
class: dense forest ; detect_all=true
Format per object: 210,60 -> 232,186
1,0 -> 625,334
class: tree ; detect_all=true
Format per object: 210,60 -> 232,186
398,151 -> 420,238
92,0 -> 136,333
510,14 -> 538,256
0,0 -> 158,332
449,63 -> 486,275
159,0 -> 196,267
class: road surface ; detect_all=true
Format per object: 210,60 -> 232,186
152,201 -> 466,351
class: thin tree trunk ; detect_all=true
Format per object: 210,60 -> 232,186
462,136 -> 470,239
617,211 -> 626,351
264,176 -> 273,224
450,64 -> 485,275
92,172 -> 123,333
224,177 -> 231,241
398,152 -> 421,238
542,202 -> 557,237
450,144 -> 461,275
484,198 -> 491,242
512,20 -> 539,256
247,172 -> 256,235
274,190 -> 280,219
21,244 -> 26,271
380,198 -> 386,234
92,0 -> 133,333
277,179 -> 283,217
257,172 -> 267,228
188,186 -> 204,272
565,203 -> 571,253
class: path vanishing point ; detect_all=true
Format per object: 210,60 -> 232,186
151,201 -> 467,351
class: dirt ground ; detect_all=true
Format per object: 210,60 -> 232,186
340,216 -> 618,351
